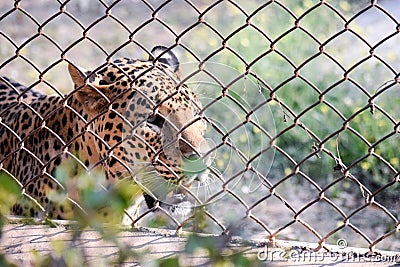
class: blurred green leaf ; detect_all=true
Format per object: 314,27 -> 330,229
0,255 -> 18,267
0,173 -> 21,214
158,257 -> 180,267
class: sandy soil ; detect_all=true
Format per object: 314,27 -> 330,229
1,222 -> 399,266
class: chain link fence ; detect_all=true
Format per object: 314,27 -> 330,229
0,0 -> 399,253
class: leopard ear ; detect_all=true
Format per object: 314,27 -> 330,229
68,63 -> 89,88
68,63 -> 107,114
149,46 -> 181,78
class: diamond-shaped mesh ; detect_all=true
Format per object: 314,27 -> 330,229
0,0 -> 399,252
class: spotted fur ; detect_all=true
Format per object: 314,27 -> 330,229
0,47 -> 210,220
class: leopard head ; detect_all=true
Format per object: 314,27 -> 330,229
68,46 -> 211,196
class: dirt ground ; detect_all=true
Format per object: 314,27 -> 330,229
1,222 -> 399,266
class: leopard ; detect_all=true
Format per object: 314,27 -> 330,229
0,46 -> 211,223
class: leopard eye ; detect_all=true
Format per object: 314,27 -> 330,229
147,114 -> 165,128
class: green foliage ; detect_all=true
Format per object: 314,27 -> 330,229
0,167 -> 262,266
53,159 -> 142,227
0,173 -> 21,237
0,174 -> 21,216
182,0 -> 399,202
0,173 -> 22,266
34,163 -> 142,266
0,254 -> 18,267
157,257 -> 180,267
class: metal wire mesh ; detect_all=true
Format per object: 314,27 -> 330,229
0,0 -> 399,253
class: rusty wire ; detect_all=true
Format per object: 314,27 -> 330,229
0,0 -> 399,253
